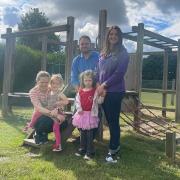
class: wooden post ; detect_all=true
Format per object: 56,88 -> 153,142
162,50 -> 168,117
136,23 -> 144,96
133,23 -> 144,127
98,9 -> 107,51
133,94 -> 140,130
73,40 -> 79,57
165,131 -> 176,162
2,28 -> 14,116
41,34 -> 47,70
95,10 -> 107,141
11,37 -> 16,88
171,79 -> 175,105
65,16 -> 74,84
175,39 -> 180,123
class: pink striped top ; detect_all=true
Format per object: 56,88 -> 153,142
29,86 -> 49,110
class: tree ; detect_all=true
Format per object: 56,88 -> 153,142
18,8 -> 59,52
142,53 -> 177,80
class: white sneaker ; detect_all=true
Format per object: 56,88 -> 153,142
84,154 -> 92,160
105,153 -> 118,163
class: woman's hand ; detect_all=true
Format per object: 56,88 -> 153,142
97,83 -> 107,96
51,109 -> 59,118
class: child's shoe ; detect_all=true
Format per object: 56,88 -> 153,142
52,144 -> 62,152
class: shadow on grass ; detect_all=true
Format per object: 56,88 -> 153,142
26,131 -> 180,180
0,107 -> 32,134
2,110 -> 180,179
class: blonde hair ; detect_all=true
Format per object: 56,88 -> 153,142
79,70 -> 96,88
36,71 -> 50,82
50,74 -> 64,89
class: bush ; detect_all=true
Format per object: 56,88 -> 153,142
0,44 -> 66,93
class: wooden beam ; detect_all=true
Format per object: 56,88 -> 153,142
123,33 -> 170,49
175,39 -> 180,123
136,23 -> 144,95
132,26 -> 178,47
1,25 -> 69,38
98,9 -> 107,51
39,38 -> 67,46
73,40 -> 79,57
2,28 -> 14,116
141,105 -> 175,112
97,9 -> 107,141
142,88 -> 176,94
162,50 -> 168,117
65,16 -> 74,84
171,79 -> 175,105
143,51 -> 177,55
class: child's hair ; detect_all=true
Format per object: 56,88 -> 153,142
36,71 -> 50,82
79,70 -> 96,88
50,74 -> 64,88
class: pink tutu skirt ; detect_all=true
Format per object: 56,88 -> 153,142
72,111 -> 99,130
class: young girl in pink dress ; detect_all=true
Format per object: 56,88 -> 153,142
27,74 -> 68,151
72,70 -> 104,160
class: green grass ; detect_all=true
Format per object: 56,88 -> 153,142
0,106 -> 180,180
141,92 -> 175,109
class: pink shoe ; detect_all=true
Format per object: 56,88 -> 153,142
52,144 -> 62,152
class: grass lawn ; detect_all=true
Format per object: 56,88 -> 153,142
0,92 -> 180,180
141,92 -> 175,109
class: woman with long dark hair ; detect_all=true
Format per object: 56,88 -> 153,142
97,26 -> 129,163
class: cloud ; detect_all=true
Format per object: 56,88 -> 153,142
1,0 -> 180,49
154,0 -> 180,13
30,0 -> 129,41
3,7 -> 21,26
77,22 -> 98,41
35,0 -> 129,25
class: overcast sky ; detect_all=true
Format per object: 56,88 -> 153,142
1,0 -> 180,51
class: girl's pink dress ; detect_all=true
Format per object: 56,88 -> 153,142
72,88 -> 99,130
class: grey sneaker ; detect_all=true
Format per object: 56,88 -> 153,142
105,153 -> 118,163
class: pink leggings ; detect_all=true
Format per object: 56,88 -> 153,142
53,122 -> 61,146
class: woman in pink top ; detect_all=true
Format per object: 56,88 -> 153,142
28,71 -> 64,145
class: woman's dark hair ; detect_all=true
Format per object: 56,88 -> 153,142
102,26 -> 123,56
